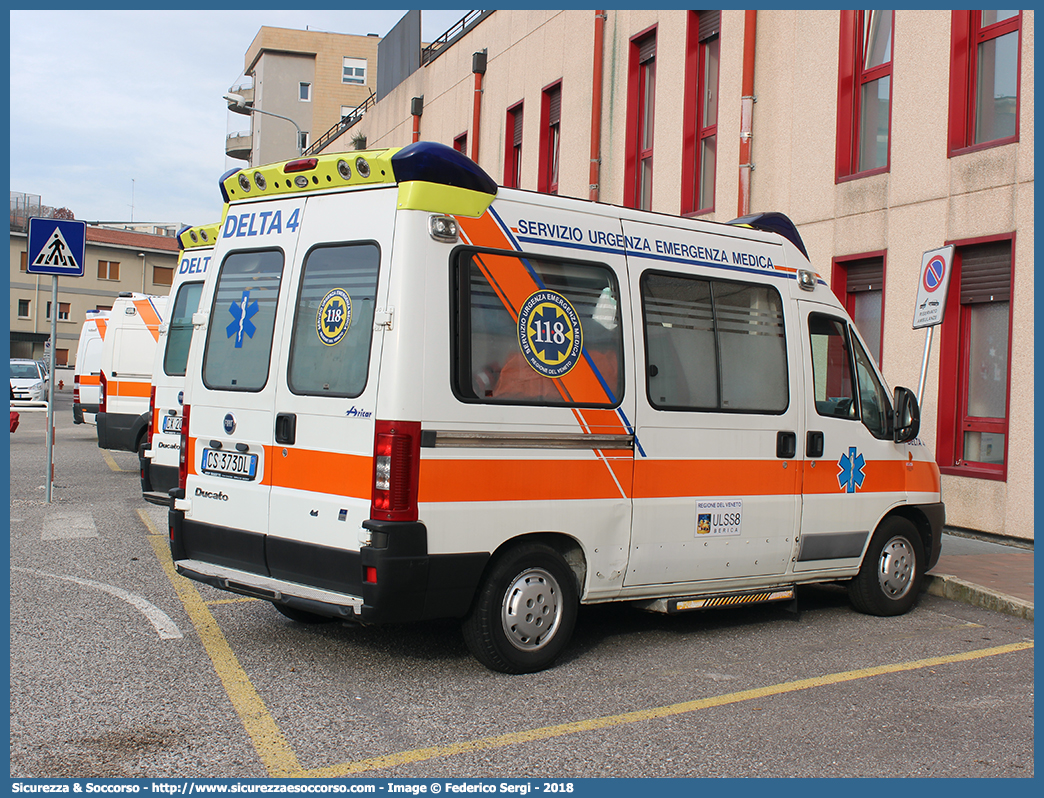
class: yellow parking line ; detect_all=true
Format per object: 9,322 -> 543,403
101,450 -> 123,472
136,502 -> 1033,779
302,640 -> 1034,777
138,509 -> 303,778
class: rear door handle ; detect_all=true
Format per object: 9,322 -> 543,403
776,430 -> 797,459
806,430 -> 824,458
275,413 -> 297,446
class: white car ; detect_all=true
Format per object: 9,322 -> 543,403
10,359 -> 48,405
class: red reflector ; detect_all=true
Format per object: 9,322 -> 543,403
284,158 -> 319,173
364,567 -> 377,584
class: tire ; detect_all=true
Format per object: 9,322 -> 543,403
848,517 -> 923,616
273,602 -> 336,625
462,542 -> 579,674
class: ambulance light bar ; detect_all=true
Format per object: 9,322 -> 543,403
217,141 -> 497,205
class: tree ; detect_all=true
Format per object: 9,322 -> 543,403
53,207 -> 75,220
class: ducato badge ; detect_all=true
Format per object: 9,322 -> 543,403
223,413 -> 237,435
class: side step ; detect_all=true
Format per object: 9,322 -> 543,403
634,587 -> 796,614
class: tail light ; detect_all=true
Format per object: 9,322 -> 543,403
178,404 -> 191,491
98,372 -> 107,413
147,386 -> 157,448
72,376 -> 80,404
370,420 -> 421,522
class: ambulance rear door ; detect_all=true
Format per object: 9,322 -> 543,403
624,220 -> 802,588
184,197 -> 304,571
264,188 -> 397,592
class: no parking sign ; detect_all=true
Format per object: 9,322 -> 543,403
912,245 -> 954,329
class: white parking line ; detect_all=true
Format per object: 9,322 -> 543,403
12,565 -> 183,639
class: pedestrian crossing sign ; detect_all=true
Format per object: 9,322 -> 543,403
27,217 -> 87,276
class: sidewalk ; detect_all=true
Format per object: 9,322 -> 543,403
925,529 -> 1034,620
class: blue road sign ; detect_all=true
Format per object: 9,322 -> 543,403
27,217 -> 87,277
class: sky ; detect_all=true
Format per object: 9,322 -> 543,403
9,9 -> 469,231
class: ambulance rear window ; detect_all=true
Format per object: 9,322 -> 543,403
287,242 -> 380,397
202,250 -> 284,392
163,281 -> 203,377
453,249 -> 624,408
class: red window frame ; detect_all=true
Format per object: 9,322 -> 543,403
681,11 -> 719,216
503,101 -> 523,189
624,26 -> 657,210
830,251 -> 886,367
935,234 -> 1015,481
453,132 -> 468,156
537,81 -> 562,195
835,10 -> 893,181
948,11 -> 1022,156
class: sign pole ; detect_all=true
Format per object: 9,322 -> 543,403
916,326 -> 933,409
46,276 -> 58,502
26,216 -> 87,505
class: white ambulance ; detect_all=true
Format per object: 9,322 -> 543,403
170,142 -> 944,674
140,222 -> 220,505
96,293 -> 169,453
72,309 -> 110,425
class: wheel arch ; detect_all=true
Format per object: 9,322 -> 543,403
485,531 -> 588,597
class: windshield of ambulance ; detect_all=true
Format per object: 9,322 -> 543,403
163,281 -> 204,377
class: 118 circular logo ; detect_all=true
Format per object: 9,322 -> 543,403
316,288 -> 352,346
517,290 -> 583,378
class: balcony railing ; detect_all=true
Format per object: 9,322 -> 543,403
303,91 -> 376,156
422,10 -> 491,65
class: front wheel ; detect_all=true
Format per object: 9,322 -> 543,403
848,517 -> 923,616
462,542 -> 579,674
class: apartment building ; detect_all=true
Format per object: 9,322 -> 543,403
225,26 -> 381,166
260,10 -> 1032,541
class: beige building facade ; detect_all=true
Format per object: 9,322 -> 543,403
9,221 -> 178,366
310,10 -> 1032,541
227,27 -> 381,166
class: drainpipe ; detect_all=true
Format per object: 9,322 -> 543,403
589,10 -> 607,202
411,96 -> 423,143
737,10 -> 757,217
471,50 -> 487,162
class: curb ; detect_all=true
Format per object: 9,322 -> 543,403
924,573 -> 1034,621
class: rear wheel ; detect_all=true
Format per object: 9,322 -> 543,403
848,517 -> 923,616
462,542 -> 579,674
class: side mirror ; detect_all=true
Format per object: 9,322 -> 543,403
893,386 -> 920,443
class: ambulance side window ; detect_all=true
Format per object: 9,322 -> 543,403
163,281 -> 203,377
453,249 -> 624,407
850,331 -> 893,439
809,314 -> 857,419
287,243 -> 379,397
641,272 -> 788,413
202,249 -> 283,392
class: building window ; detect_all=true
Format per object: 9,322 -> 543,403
454,132 -> 468,155
298,131 -> 310,152
17,299 -> 30,319
936,236 -> 1013,480
682,10 -> 720,215
831,253 -> 885,365
154,266 -> 174,287
46,301 -> 70,321
98,260 -> 120,281
948,11 -> 1021,154
504,102 -> 523,188
836,10 -> 893,180
343,57 -> 367,85
20,251 -> 28,272
625,28 -> 657,210
299,82 -> 311,102
538,81 -> 562,195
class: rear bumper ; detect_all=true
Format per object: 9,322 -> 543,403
169,512 -> 488,624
